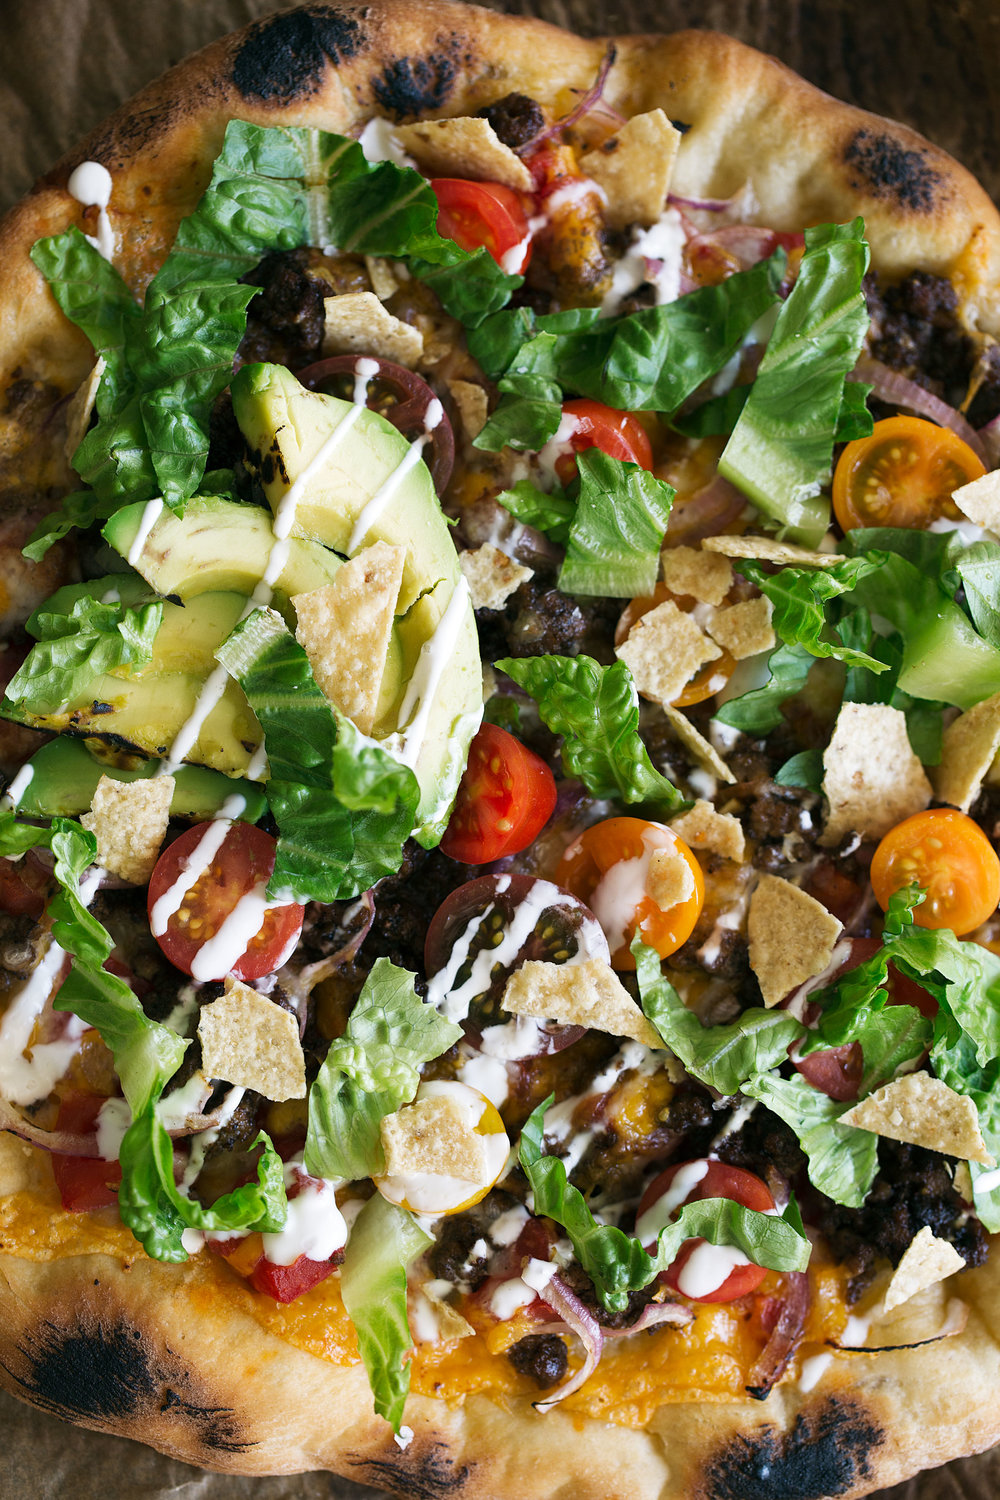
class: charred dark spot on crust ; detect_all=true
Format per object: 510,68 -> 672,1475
703,1399 -> 883,1500
351,1442 -> 472,1497
371,52 -> 459,118
4,1317 -> 252,1453
233,6 -> 365,104
843,129 -> 942,213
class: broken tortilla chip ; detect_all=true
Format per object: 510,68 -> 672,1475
932,688 -> 1000,812
394,117 -> 534,192
580,110 -> 680,229
81,774 -> 174,885
646,844 -> 697,909
459,543 -> 532,610
821,702 -> 932,845
381,1093 -> 489,1184
64,357 -> 105,464
616,599 -> 721,709
883,1226 -> 966,1313
702,534 -> 846,567
952,469 -> 1000,535
447,379 -> 490,440
747,873 -> 843,1007
364,256 -> 400,301
198,979 -> 306,1102
664,705 -> 737,785
660,545 -> 734,606
706,597 -> 775,660
669,800 -> 746,862
502,958 -> 662,1049
293,540 -> 405,734
841,1073 -> 994,1164
323,292 -> 423,365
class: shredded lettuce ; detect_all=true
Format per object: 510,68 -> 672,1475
495,654 -> 688,813
736,555 -> 888,672
495,479 -> 575,544
304,958 -> 461,1182
741,1073 -> 879,1208
713,642 -> 813,734
519,1098 -> 810,1313
340,1194 -> 432,1431
718,220 -> 870,545
932,1033 -> 1000,1232
4,592 -> 162,717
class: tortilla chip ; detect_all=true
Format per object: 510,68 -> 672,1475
81,774 -> 174,885
410,1283 -> 475,1344
616,599 -> 721,708
883,1226 -> 966,1313
702,534 -> 847,567
747,873 -> 843,1007
447,379 -> 490,440
459,543 -> 532,610
293,540 -> 405,734
821,702 -> 932,845
953,469 -> 1000,535
669,799 -> 746,862
660,545 -> 734,606
64,357 -> 105,463
841,1072 -> 995,1164
198,979 -> 306,1102
707,597 -> 775,660
646,845 -> 697,909
381,1094 -> 489,1183
663,705 -> 737,785
365,255 -> 400,300
394,117 -> 534,193
501,958 -> 662,1048
932,688 -> 1000,812
579,110 -> 681,229
322,291 -> 423,365
836,1281 -> 969,1349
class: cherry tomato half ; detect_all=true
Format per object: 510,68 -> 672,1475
792,1042 -> 863,1102
50,1093 -> 121,1213
636,1159 -> 775,1303
870,807 -> 1000,936
148,823 -> 305,982
555,817 -> 704,970
209,1233 -> 342,1304
440,723 -> 557,865
832,416 -> 985,532
615,581 -> 735,707
554,398 -> 655,486
431,178 -> 532,273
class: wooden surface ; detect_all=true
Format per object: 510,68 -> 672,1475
0,1 -> 998,1496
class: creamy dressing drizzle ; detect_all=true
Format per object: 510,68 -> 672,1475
127,497 -> 165,566
346,397 -> 443,553
3,762 -> 34,810
68,160 -> 115,261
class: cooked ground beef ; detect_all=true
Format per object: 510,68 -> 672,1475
237,247 -> 370,373
497,574 -> 624,660
865,270 -> 981,412
478,92 -> 544,151
507,1332 -> 569,1388
716,1107 -> 808,1199
360,843 -> 469,980
966,340 -> 1000,429
427,1188 -> 523,1286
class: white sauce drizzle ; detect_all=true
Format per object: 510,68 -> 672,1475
4,763 -> 34,809
392,575 -> 472,771
677,1240 -> 751,1298
798,1351 -> 834,1393
261,1167 -> 347,1266
68,160 -> 115,261
347,399 -> 443,554
127,497 -> 165,566
96,1096 -> 132,1160
634,1160 -> 710,1245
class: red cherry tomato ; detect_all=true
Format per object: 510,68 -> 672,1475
637,1159 -> 774,1303
431,178 -> 532,273
0,849 -> 51,918
147,822 -> 305,983
440,723 -> 557,865
792,1042 -> 863,1102
208,1234 -> 340,1303
554,399 -> 655,487
50,1093 -> 121,1213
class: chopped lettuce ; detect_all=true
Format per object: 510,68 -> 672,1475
736,555 -> 888,672
304,958 -> 462,1183
558,451 -> 675,598
519,1098 -> 810,1313
495,654 -> 687,813
932,1033 -> 1000,1232
4,592 -> 162,717
718,220 -> 870,544
713,642 -> 813,734
495,479 -> 575,544
741,1073 -> 879,1207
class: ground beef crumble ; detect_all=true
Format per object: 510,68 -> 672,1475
507,1332 -> 569,1388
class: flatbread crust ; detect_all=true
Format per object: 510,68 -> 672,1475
2,3 -> 1000,1497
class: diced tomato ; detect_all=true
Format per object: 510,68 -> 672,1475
431,178 -> 532,273
50,1092 -> 121,1212
147,822 -> 305,982
792,1041 -> 863,1102
832,416 -> 985,532
440,723 -> 557,865
555,398 -> 655,485
870,807 -> 1000,937
0,849 -> 51,918
802,862 -> 865,928
637,1159 -> 774,1303
555,817 -> 704,969
209,1231 -> 342,1304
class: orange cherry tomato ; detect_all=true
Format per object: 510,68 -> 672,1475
431,178 -> 532,273
555,398 -> 655,486
832,416 -> 985,532
615,582 -> 735,707
870,808 -> 1000,936
555,816 -> 704,969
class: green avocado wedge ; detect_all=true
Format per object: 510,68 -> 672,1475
231,363 -> 482,844
16,738 -> 268,822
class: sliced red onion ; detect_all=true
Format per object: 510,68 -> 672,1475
0,1098 -> 102,1157
603,1298 -> 693,1336
745,1271 -> 811,1399
851,356 -> 990,467
668,191 -> 744,215
979,412 -> 1000,469
531,1272 -> 604,1411
516,45 -> 617,158
665,473 -> 748,546
686,224 -> 781,272
284,890 -> 376,1002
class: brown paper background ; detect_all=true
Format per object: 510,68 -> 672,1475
1,0 -> 999,1495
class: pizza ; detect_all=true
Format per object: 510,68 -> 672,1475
4,3 -> 1000,1497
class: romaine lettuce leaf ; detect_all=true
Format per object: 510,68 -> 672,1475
736,555 -> 888,671
932,1032 -> 1000,1232
4,593 -> 162,716
713,642 -> 813,734
741,1072 -> 879,1207
558,451 -> 675,598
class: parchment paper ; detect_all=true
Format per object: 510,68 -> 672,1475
1,1 -> 999,1495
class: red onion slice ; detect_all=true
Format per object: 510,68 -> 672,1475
603,1298 -> 693,1336
665,473 -> 748,547
0,1098 -> 103,1157
516,46 -> 617,157
668,191 -> 745,215
979,413 -> 1000,469
530,1272 -> 605,1411
851,356 -> 990,467
745,1270 -> 811,1399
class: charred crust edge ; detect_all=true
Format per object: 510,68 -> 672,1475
233,5 -> 367,104
843,128 -> 942,213
370,38 -> 470,119
702,1397 -> 884,1500
349,1440 -> 474,1497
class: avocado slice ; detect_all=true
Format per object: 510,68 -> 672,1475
231,363 -> 482,843
7,582 -> 262,776
17,738 -> 268,822
103,495 -> 344,606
